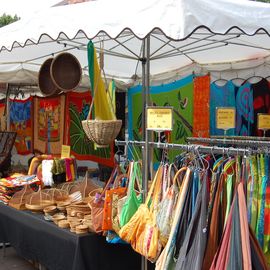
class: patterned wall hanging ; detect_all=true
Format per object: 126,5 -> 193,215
34,95 -> 65,155
9,97 -> 33,155
128,75 -> 194,162
64,91 -> 114,167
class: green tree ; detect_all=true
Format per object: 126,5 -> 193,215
0,13 -> 20,28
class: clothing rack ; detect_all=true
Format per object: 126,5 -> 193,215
115,139 -> 269,156
186,137 -> 270,148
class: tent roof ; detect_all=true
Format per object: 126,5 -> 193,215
0,0 -> 270,88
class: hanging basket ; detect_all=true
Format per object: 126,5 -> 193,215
38,58 -> 61,96
82,119 -> 122,147
50,52 -> 82,92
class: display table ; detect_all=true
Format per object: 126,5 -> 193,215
0,204 -> 154,270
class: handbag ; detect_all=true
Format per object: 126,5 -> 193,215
119,161 -> 143,228
119,165 -> 164,262
89,165 -> 122,233
156,164 -> 180,246
102,173 -> 128,231
155,167 -> 191,270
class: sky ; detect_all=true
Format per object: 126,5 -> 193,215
0,0 -> 60,18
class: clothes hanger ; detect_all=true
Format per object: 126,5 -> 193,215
212,78 -> 229,85
243,71 -> 266,84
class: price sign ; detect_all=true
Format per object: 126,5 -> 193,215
61,145 -> 71,159
258,114 -> 270,130
147,107 -> 173,131
216,107 -> 236,130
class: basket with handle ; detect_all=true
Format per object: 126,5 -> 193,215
9,184 -> 35,210
25,188 -> 54,211
81,54 -> 122,147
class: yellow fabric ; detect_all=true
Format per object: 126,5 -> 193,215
92,47 -> 116,120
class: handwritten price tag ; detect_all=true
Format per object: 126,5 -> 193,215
147,107 -> 173,131
61,145 -> 71,159
216,107 -> 236,130
258,114 -> 270,130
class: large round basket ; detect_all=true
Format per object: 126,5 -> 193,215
38,58 -> 60,96
50,52 -> 82,92
81,119 -> 122,147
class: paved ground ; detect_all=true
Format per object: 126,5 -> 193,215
0,246 -> 37,270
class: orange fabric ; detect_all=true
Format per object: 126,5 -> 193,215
102,185 -> 127,231
193,75 -> 210,137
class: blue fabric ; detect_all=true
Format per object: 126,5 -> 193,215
235,82 -> 254,136
210,81 -> 236,135
192,170 -> 199,214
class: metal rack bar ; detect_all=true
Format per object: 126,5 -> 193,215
115,140 -> 268,156
186,137 -> 270,147
210,135 -> 270,141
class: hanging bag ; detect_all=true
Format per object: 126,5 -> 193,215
119,165 -> 164,262
119,161 -> 143,228
156,164 -> 181,247
102,173 -> 128,231
155,167 -> 191,270
88,166 -> 121,233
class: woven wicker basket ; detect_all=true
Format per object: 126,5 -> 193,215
82,119 -> 122,147
9,184 -> 35,210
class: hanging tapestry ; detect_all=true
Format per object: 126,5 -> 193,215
128,75 -> 194,162
0,99 -> 6,131
64,91 -> 114,167
250,78 -> 270,137
9,97 -> 33,155
210,81 -> 236,136
193,75 -> 210,138
235,82 -> 254,136
34,95 -> 65,155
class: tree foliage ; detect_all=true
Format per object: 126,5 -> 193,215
0,13 -> 20,28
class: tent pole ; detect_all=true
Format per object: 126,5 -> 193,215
141,34 -> 150,270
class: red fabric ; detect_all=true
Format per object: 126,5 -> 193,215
193,75 -> 210,138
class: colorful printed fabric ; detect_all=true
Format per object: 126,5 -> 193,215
264,156 -> 270,263
235,82 -> 254,136
251,79 -> 270,137
64,91 -> 114,167
34,95 -> 65,155
128,75 -> 194,162
248,156 -> 259,233
256,155 -> 268,248
210,81 -> 236,136
193,75 -> 210,137
9,97 -> 33,155
0,99 -> 6,131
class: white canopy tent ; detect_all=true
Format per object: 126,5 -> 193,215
0,0 -> 269,90
0,2 -> 270,265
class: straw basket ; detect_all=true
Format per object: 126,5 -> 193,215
82,119 -> 122,147
50,52 -> 82,92
38,58 -> 61,96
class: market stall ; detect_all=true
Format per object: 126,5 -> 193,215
0,0 -> 269,270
